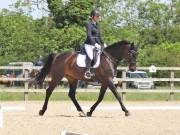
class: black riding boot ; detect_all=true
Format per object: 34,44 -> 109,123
84,57 -> 94,79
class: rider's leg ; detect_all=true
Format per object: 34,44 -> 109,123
86,56 -> 92,69
84,44 -> 94,60
84,44 -> 94,79
92,47 -> 98,65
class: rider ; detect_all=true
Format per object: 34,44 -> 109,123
83,10 -> 107,79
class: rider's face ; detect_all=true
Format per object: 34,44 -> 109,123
92,16 -> 101,22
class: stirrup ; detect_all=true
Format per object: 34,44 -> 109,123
84,70 -> 94,79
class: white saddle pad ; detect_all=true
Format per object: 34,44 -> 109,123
76,54 -> 100,68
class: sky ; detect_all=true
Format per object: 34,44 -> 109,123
0,0 -> 48,19
0,0 -> 170,19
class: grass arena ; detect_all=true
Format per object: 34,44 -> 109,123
1,101 -> 180,135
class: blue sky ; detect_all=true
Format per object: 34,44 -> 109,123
0,0 -> 14,9
0,0 -> 170,19
0,0 -> 48,18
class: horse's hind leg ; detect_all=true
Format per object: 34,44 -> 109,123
68,78 -> 85,117
39,85 -> 55,116
39,75 -> 63,116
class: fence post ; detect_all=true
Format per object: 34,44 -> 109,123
170,71 -> 175,101
24,82 -> 29,101
24,69 -> 29,101
122,70 -> 126,101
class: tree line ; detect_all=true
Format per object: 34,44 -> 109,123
0,0 -> 179,66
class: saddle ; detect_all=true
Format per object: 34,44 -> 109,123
76,48 -> 101,68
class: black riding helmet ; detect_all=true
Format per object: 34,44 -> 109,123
90,10 -> 100,17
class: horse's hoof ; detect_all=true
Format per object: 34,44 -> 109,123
86,112 -> 92,117
125,111 -> 130,117
78,111 -> 86,117
39,110 -> 44,116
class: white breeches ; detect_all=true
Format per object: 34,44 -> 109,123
84,44 -> 95,60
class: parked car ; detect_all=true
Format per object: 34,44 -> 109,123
4,62 -> 33,86
1,62 -> 33,86
7,62 -> 33,77
0,73 -> 15,87
126,70 -> 154,89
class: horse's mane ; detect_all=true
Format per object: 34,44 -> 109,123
103,40 -> 132,64
105,40 -> 131,50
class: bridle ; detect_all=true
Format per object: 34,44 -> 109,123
128,49 -> 137,65
102,50 -> 118,66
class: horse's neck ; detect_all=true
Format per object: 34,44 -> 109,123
103,51 -> 115,62
104,47 -> 123,61
102,51 -> 118,67
101,51 -> 118,77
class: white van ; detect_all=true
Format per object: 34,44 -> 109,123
8,62 -> 33,77
126,71 -> 154,89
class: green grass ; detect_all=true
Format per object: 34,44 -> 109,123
126,93 -> 171,101
1,92 -> 180,101
0,92 -> 23,101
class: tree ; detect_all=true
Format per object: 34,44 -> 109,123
47,0 -> 92,28
138,42 -> 180,66
137,0 -> 180,46
0,0 -> 179,67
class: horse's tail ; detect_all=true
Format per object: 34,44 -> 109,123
34,53 -> 55,85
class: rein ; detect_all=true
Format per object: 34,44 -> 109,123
102,50 -> 118,66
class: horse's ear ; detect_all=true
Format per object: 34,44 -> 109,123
130,42 -> 135,50
130,43 -> 138,54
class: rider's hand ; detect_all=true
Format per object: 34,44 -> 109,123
95,43 -> 101,49
103,43 -> 107,47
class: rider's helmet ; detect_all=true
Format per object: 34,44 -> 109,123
90,10 -> 101,17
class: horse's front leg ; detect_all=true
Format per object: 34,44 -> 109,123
108,79 -> 130,116
87,84 -> 107,117
68,79 -> 85,117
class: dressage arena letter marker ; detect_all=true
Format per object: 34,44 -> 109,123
0,106 -> 2,128
0,105 -> 26,128
61,131 -> 88,135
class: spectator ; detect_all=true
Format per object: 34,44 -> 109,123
35,55 -> 44,66
78,80 -> 87,88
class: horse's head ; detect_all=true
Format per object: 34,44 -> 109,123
105,40 -> 138,72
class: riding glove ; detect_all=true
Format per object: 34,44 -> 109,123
95,43 -> 101,49
104,43 -> 107,47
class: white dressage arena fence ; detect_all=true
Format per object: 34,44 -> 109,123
0,66 -> 180,101
0,105 -> 26,128
61,131 -> 87,135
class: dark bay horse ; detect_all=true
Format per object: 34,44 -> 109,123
32,40 -> 137,117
